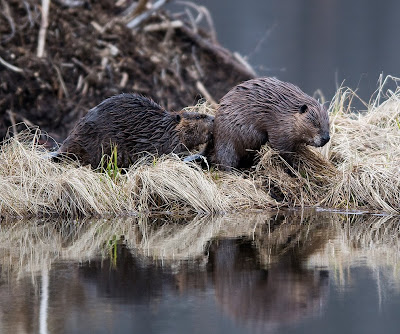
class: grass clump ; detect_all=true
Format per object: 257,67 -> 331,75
0,132 -> 273,218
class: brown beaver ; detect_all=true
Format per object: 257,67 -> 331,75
207,77 -> 330,170
56,93 -> 214,168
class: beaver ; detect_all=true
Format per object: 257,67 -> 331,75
206,77 -> 330,170
56,93 -> 214,168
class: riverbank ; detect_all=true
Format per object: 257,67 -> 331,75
1,76 -> 399,218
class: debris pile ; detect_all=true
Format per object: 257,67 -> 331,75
0,0 -> 254,142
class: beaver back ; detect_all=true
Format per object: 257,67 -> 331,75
59,94 -> 213,168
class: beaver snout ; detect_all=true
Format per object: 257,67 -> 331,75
310,133 -> 330,147
320,134 -> 330,147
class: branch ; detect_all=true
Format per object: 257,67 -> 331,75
126,0 -> 169,29
179,25 -> 256,79
1,0 -> 16,43
0,56 -> 24,73
37,0 -> 50,58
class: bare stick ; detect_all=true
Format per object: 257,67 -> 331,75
175,1 -> 217,43
126,0 -> 169,29
0,56 -> 24,73
37,0 -> 50,58
54,0 -> 85,8
184,8 -> 197,33
6,110 -> 18,136
53,64 -> 69,99
132,0 -> 149,16
144,20 -> 183,32
179,25 -> 256,79
196,81 -> 217,105
233,52 -> 257,77
191,46 -> 204,78
119,72 -> 129,88
1,0 -> 16,43
23,1 -> 35,28
72,57 -> 91,74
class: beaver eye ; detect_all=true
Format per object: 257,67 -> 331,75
299,104 -> 308,114
196,116 -> 201,120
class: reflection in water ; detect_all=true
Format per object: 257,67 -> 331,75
0,212 -> 399,333
39,266 -> 49,334
210,238 -> 328,333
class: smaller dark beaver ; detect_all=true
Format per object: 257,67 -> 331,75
207,77 -> 330,170
57,93 -> 214,168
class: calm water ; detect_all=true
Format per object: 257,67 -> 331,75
171,0 -> 400,104
0,212 -> 399,334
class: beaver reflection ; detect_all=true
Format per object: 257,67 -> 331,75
209,238 -> 329,332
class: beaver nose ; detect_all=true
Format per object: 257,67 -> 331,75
320,134 -> 330,146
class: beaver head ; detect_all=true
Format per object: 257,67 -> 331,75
290,100 -> 330,150
175,111 -> 214,150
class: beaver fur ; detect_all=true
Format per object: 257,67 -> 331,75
57,93 -> 214,168
207,77 -> 330,170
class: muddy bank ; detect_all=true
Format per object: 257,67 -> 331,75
0,0 -> 254,142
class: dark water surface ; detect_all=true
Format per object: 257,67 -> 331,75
172,0 -> 400,104
0,212 -> 399,333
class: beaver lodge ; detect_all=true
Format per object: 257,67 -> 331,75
1,1 -> 400,218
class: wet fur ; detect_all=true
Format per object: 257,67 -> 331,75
58,94 -> 214,168
209,77 -> 330,170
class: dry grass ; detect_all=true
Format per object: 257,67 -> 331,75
123,157 -> 228,214
0,130 -> 276,218
323,76 -> 400,212
1,76 -> 400,218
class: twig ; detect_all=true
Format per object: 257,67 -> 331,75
246,23 -> 276,60
54,0 -> 85,7
23,1 -> 35,28
126,0 -> 170,29
121,2 -> 137,17
76,75 -> 84,91
53,64 -> 69,99
196,81 -> 217,105
0,56 -> 24,73
179,25 -> 256,79
144,20 -> 183,32
71,57 -> 91,74
132,0 -> 149,16
233,52 -> 257,77
6,110 -> 17,136
1,0 -> 16,43
37,0 -> 51,58
119,72 -> 128,88
184,8 -> 197,34
191,46 -> 204,78
175,1 -> 217,43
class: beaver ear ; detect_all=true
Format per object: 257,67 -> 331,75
299,104 -> 308,114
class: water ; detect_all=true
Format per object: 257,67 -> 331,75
172,0 -> 400,104
0,212 -> 399,333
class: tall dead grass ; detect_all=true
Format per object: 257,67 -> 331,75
323,76 -> 400,212
0,130 -> 276,218
1,76 -> 400,217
